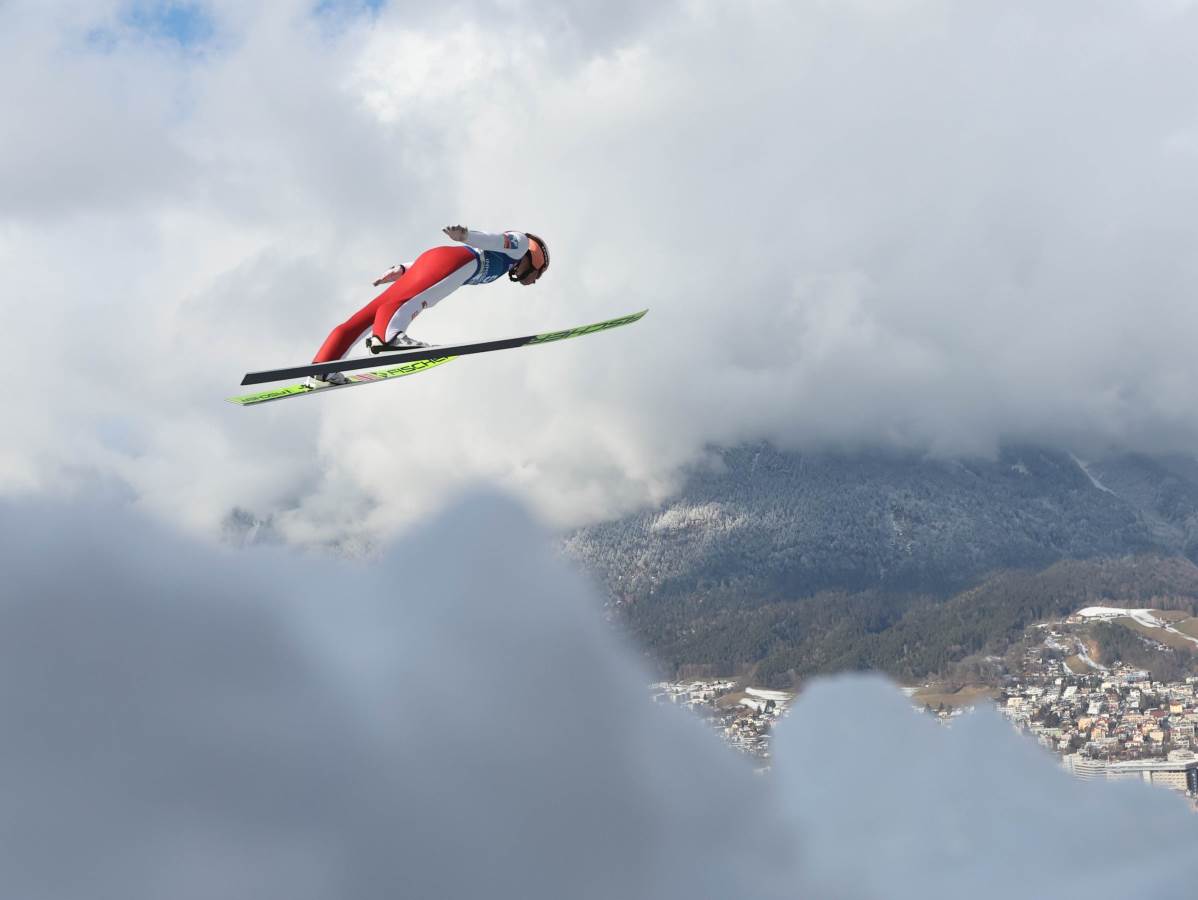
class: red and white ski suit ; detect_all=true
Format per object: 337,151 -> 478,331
312,230 -> 532,364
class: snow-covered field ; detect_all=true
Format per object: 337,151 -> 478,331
1075,607 -> 1167,628
1073,608 -> 1198,647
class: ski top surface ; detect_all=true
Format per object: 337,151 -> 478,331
227,356 -> 454,406
239,309 -> 648,387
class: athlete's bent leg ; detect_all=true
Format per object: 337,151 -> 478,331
312,301 -> 378,363
371,245 -> 477,341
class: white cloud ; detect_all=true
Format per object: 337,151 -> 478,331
5,1 -> 1198,538
2,492 -> 1197,898
776,676 -> 1198,898
0,492 -> 790,899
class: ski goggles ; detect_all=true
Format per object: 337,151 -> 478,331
511,234 -> 550,283
528,237 -> 547,272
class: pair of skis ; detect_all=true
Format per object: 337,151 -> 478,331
228,309 -> 648,406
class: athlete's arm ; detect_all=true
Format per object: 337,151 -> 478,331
372,263 -> 409,286
444,225 -> 528,260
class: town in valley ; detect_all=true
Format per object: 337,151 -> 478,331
656,605 -> 1198,807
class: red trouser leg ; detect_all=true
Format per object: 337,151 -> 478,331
311,245 -> 477,363
371,245 -> 477,340
311,298 -> 381,363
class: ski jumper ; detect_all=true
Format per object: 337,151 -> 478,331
312,230 -> 532,363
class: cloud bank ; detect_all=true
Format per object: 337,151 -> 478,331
2,492 -> 1198,899
0,493 -> 786,899
4,1 -> 1198,538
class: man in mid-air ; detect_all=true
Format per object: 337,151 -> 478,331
309,225 -> 550,387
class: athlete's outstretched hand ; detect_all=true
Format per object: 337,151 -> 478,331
443,225 -> 468,242
372,264 -> 406,286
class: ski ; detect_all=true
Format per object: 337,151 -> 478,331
227,356 -> 454,407
239,309 -> 648,387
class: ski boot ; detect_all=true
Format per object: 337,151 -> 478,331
366,332 -> 431,354
305,370 -> 351,389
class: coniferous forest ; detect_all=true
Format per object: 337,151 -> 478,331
566,445 -> 1198,686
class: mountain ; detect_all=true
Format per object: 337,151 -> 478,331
1084,454 -> 1198,557
564,444 -> 1198,685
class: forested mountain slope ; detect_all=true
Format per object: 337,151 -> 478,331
565,444 -> 1198,683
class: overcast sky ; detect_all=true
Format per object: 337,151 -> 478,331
3,491 -> 1197,899
4,0 -> 1198,541
9,8 -> 1198,893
